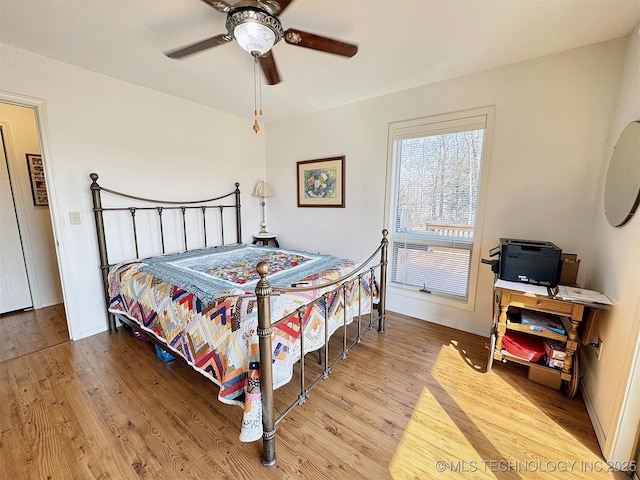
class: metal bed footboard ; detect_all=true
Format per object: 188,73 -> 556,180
255,229 -> 388,466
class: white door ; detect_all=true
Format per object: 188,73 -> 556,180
0,127 -> 32,313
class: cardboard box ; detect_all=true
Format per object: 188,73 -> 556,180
528,364 -> 562,390
544,338 -> 567,360
560,253 -> 580,286
545,356 -> 565,370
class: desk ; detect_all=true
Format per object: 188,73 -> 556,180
490,284 -> 605,397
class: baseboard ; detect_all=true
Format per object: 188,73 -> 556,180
37,298 -> 64,309
79,324 -> 109,340
580,379 -> 608,455
385,306 -> 489,338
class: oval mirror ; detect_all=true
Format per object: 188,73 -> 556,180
604,120 -> 640,227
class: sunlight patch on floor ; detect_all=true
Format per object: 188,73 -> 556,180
389,343 -> 627,479
389,386 -> 496,479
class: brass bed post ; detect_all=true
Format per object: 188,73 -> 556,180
89,173 -> 117,334
377,229 -> 389,333
234,182 -> 242,244
255,261 -> 276,467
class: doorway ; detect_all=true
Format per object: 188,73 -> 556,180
0,102 -> 68,360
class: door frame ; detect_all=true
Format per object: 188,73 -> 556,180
0,90 -> 78,340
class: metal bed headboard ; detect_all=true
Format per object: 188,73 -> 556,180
89,172 -> 242,333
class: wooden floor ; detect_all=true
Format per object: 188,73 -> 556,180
0,304 -> 69,363
0,310 -> 630,479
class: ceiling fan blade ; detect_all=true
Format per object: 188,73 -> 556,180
199,0 -> 233,13
261,0 -> 295,16
284,28 -> 358,57
259,51 -> 281,85
165,34 -> 232,59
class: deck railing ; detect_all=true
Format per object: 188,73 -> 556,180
425,222 -> 474,239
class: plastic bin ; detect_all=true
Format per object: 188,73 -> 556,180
154,344 -> 175,362
503,331 -> 545,362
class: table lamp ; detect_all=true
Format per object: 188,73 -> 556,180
252,180 -> 275,234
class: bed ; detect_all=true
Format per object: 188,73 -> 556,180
89,173 -> 388,466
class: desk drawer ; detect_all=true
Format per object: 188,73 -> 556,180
506,293 -> 576,316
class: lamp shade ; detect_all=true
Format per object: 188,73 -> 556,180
252,180 -> 274,198
234,22 -> 276,56
226,8 -> 283,56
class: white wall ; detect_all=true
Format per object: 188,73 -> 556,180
581,24 -> 640,463
0,102 -> 62,308
0,44 -> 266,339
1,29 -> 637,463
266,39 -> 626,337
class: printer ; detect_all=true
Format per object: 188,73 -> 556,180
488,238 -> 562,287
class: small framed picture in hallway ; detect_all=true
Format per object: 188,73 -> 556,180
26,153 -> 48,206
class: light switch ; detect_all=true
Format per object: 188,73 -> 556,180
69,211 -> 81,225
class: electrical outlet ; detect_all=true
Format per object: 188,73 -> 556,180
596,338 -> 604,360
69,211 -> 81,225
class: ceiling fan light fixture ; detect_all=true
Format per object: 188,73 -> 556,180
234,22 -> 275,55
227,8 -> 283,55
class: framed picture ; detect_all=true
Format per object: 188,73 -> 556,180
297,156 -> 345,208
25,153 -> 48,206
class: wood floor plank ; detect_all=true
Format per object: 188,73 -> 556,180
0,361 -> 30,480
0,308 -> 631,479
52,366 -> 141,480
0,304 -> 69,363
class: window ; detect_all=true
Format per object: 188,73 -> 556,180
386,107 -> 493,304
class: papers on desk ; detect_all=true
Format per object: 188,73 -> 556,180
554,285 -> 613,306
494,280 -> 614,307
494,279 -> 549,296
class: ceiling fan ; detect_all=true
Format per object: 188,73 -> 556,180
164,0 -> 358,85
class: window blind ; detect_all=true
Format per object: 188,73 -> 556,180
389,113 -> 487,299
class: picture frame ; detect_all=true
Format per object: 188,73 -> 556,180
25,153 -> 48,206
297,156 -> 345,208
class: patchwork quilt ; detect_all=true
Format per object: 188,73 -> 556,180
107,244 -> 375,442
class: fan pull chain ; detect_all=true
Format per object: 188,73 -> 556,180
252,54 -> 262,133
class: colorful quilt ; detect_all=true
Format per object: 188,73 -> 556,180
107,244 -> 375,442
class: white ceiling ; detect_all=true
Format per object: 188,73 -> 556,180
1,0 -> 639,123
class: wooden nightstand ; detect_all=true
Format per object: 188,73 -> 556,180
252,233 -> 279,248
